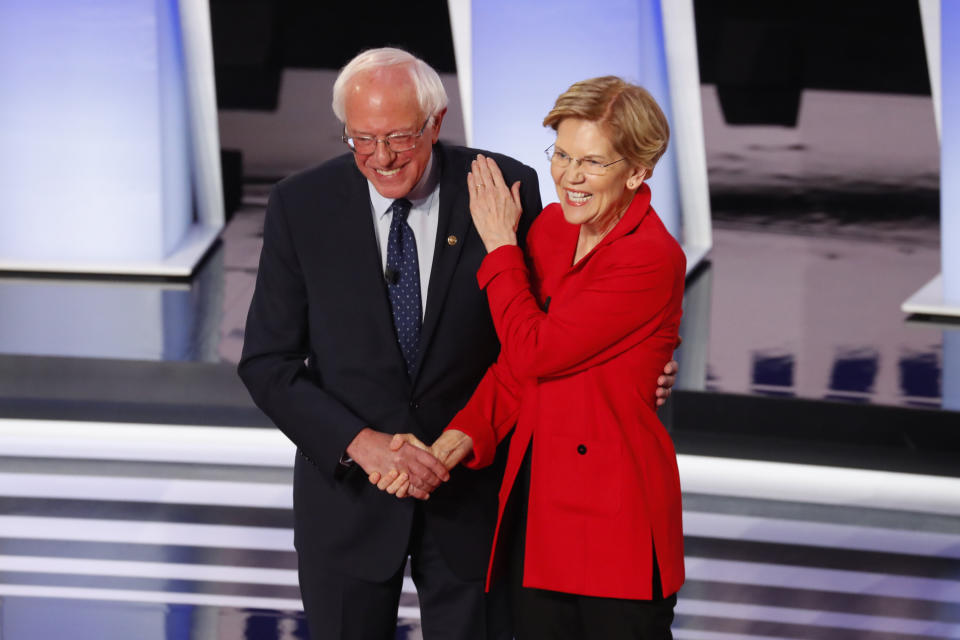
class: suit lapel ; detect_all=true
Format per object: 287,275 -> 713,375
415,145 -> 470,381
334,162 -> 410,378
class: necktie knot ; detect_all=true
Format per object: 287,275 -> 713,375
391,198 -> 412,223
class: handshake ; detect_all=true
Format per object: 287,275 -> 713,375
354,428 -> 474,501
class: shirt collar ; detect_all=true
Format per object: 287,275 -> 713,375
368,149 -> 440,218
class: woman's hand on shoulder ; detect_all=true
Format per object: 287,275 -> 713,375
468,154 -> 522,253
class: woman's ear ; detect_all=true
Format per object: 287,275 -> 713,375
627,168 -> 647,190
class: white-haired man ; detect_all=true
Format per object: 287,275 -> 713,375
239,47 -> 676,639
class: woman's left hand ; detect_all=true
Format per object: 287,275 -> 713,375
468,154 -> 522,253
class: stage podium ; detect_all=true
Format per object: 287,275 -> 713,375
905,0 -> 960,409
905,0 -> 960,317
0,0 -> 223,277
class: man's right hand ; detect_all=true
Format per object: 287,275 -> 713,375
378,429 -> 475,499
346,428 -> 449,500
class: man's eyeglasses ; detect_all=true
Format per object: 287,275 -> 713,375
545,144 -> 626,176
343,119 -> 430,155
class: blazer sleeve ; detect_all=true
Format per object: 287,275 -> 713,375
442,158 -> 541,470
446,353 -> 524,469
237,185 -> 368,479
477,239 -> 682,380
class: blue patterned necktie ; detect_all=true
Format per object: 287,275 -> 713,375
385,198 -> 422,375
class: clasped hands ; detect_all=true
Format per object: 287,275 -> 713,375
350,428 -> 474,501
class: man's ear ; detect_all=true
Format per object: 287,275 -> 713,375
429,108 -> 448,143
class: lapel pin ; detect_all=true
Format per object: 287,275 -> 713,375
447,235 -> 458,246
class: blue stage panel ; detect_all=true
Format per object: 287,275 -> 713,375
0,0 -> 218,276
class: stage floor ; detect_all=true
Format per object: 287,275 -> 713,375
1,418 -> 959,640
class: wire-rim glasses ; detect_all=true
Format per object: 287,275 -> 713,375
343,119 -> 430,155
544,143 -> 626,176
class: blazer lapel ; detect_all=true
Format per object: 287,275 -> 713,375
415,145 -> 471,381
334,163 -> 411,379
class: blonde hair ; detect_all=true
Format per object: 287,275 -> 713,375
543,76 -> 669,176
332,47 -> 448,124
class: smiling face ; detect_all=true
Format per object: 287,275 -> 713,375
343,65 -> 444,199
550,118 -> 646,235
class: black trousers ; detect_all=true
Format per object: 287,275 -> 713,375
501,450 -> 677,640
297,504 -> 510,640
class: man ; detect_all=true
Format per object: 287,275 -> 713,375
239,47 -> 676,640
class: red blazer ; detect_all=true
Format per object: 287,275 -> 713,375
450,184 -> 686,600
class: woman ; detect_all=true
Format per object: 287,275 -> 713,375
391,76 -> 685,638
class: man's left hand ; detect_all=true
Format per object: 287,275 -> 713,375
656,359 -> 679,407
